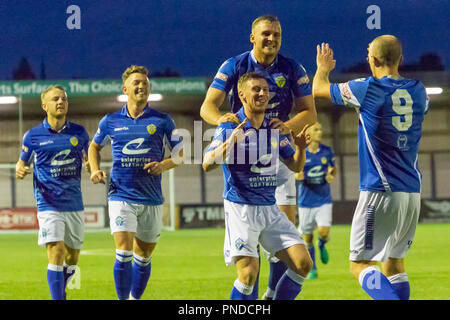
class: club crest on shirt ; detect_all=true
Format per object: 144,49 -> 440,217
22,145 -> 28,153
147,124 -> 157,135
274,74 -> 286,88
70,136 -> 78,147
321,157 -> 327,164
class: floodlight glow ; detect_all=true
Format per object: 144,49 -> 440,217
116,94 -> 163,102
426,87 -> 443,95
0,96 -> 18,104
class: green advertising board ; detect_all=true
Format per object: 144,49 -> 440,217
0,78 -> 207,97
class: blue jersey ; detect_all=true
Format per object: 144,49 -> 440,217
208,107 -> 296,206
210,50 -> 312,121
93,105 -> 182,205
20,119 -> 89,212
298,144 -> 335,208
330,76 -> 429,193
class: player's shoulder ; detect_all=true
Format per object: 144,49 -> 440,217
320,143 -> 333,153
26,122 -> 46,136
148,107 -> 174,122
277,53 -> 306,72
67,121 -> 87,132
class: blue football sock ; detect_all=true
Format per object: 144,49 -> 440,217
318,237 -> 329,249
113,249 -> 133,300
268,260 -> 288,291
273,269 -> 305,300
47,264 -> 65,300
230,279 -> 253,300
307,243 -> 316,270
388,273 -> 410,300
130,254 -> 152,300
359,266 -> 400,300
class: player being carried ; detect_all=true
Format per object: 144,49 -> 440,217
16,85 -> 90,300
313,36 -> 429,300
89,65 -> 183,300
295,122 -> 337,279
203,72 -> 313,300
200,15 -> 317,300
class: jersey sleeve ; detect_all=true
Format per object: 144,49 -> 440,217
93,115 -> 111,146
209,57 -> 236,93
164,116 -> 182,151
19,130 -> 34,163
291,62 -> 312,98
330,78 -> 371,109
279,134 -> 296,160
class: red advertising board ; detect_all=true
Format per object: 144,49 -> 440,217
0,208 -> 39,230
0,207 -> 106,230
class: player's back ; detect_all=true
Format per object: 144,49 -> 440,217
356,76 -> 428,193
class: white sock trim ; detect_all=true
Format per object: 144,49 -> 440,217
388,272 -> 408,284
358,266 -> 379,286
48,264 -> 64,272
116,249 -> 133,262
286,269 -> 305,285
233,279 -> 253,295
264,288 -> 275,298
133,253 -> 151,266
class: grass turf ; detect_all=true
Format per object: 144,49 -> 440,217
0,223 -> 448,300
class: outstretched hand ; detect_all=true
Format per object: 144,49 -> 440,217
316,42 -> 336,73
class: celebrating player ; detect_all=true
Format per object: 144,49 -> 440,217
295,122 -> 337,279
313,36 -> 429,300
203,72 -> 313,300
16,85 -> 90,300
200,14 -> 316,300
89,65 -> 183,300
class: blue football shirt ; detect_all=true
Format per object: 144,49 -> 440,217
207,107 -> 296,206
210,50 -> 312,121
297,144 -> 335,208
330,76 -> 429,193
20,119 -> 89,212
93,105 -> 182,205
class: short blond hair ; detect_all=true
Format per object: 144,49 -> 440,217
40,85 -> 66,104
122,65 -> 149,84
251,15 -> 280,32
237,72 -> 266,92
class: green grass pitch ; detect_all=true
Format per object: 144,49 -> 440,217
0,224 -> 448,300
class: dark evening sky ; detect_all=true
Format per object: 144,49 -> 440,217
0,0 -> 448,80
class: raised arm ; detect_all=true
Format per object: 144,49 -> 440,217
312,43 -> 336,101
200,87 -> 240,125
284,94 -> 317,135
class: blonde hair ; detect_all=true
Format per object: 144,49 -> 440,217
122,65 -> 149,84
251,15 -> 280,32
237,72 -> 266,92
40,85 -> 66,104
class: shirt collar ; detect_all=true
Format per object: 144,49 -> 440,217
121,104 -> 151,118
250,50 -> 278,69
236,107 -> 268,129
43,117 -> 70,132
